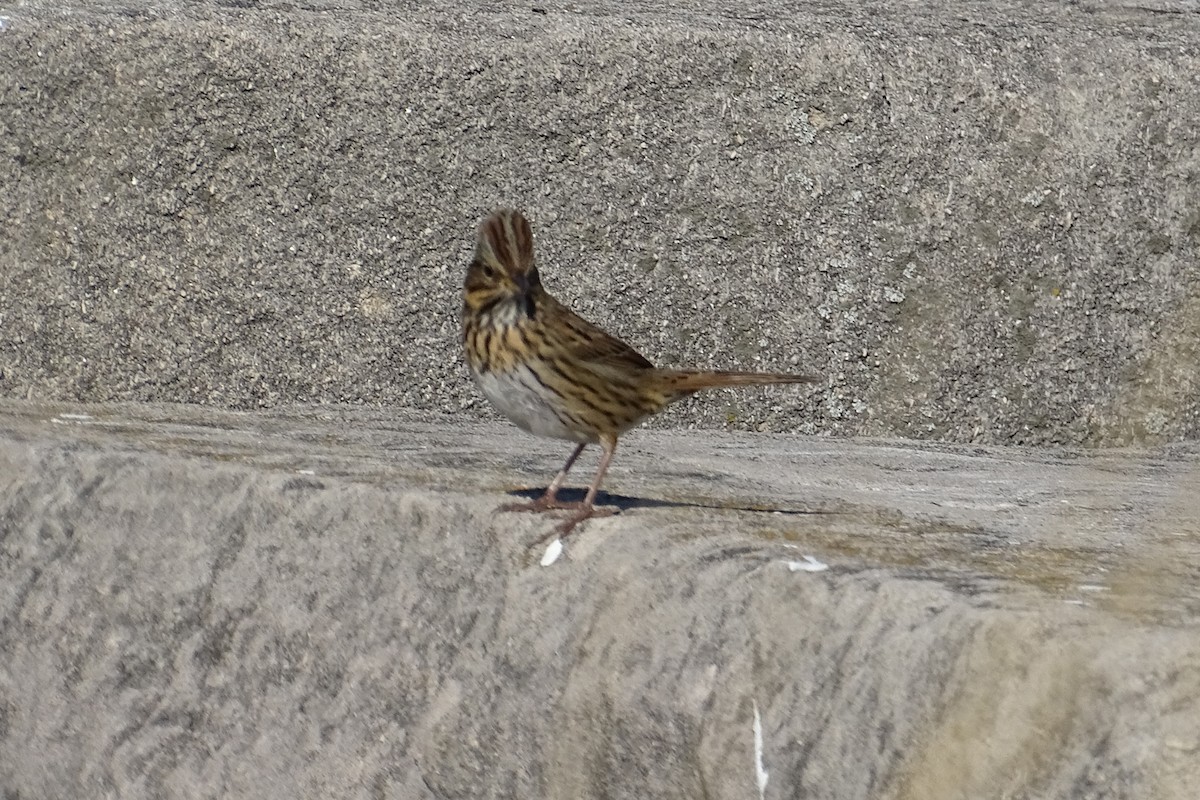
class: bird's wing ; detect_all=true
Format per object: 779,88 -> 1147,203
542,293 -> 656,372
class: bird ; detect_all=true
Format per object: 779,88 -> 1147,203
461,208 -> 820,538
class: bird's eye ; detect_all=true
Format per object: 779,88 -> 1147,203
478,262 -> 496,279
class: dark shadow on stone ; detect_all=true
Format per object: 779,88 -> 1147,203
505,487 -> 832,516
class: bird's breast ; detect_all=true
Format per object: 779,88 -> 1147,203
470,363 -> 596,443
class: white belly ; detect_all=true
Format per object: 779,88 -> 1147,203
472,365 -> 593,443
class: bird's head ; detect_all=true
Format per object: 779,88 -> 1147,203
462,208 -> 543,324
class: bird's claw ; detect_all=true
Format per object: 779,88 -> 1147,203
499,495 -> 584,514
548,505 -> 618,539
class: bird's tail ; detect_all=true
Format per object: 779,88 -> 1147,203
656,369 -> 821,397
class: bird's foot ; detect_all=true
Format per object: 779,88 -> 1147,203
545,505 -> 618,541
499,494 -> 584,514
502,495 -> 618,546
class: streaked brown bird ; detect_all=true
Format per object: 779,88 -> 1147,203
462,208 -> 819,538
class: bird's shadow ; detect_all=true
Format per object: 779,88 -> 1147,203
505,487 -> 826,516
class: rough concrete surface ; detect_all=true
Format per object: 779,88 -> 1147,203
1,400 -> 1199,799
1,0 -> 1198,445
2,1 -> 1200,798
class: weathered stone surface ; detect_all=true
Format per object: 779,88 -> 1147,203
2,2 -> 1199,798
1,0 -> 1198,444
1,401 -> 1198,798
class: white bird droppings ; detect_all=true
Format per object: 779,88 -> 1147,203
540,538 -> 563,567
785,555 -> 829,573
753,700 -> 769,799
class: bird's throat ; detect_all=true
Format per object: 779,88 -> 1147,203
473,290 -> 536,330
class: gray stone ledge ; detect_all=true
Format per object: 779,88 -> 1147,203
1,401 -> 1198,798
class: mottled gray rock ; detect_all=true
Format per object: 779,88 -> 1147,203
1,401 -> 1198,798
1,0 -> 1198,444
2,2 -> 1199,798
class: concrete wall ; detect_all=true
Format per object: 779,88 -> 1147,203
2,0 -> 1198,445
2,2 -> 1199,798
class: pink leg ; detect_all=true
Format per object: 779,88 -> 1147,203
499,442 -> 589,513
550,435 -> 620,538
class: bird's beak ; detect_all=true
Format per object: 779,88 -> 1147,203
514,273 -> 531,295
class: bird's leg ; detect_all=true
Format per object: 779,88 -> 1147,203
549,435 -> 620,538
499,442 -> 588,512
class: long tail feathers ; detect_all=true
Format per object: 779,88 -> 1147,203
657,369 -> 821,396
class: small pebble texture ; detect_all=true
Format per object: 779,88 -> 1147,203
2,0 -> 1198,445
2,2 -> 1200,799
